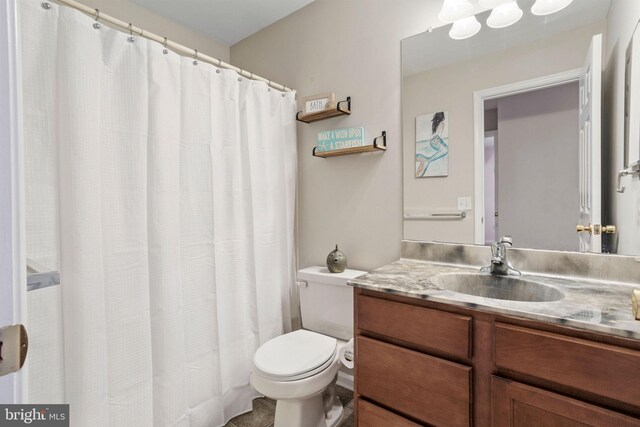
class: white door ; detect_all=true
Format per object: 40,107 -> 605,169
0,0 -> 27,404
484,133 -> 498,244
578,34 -> 603,253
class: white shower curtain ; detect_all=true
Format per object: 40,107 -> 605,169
19,1 -> 297,425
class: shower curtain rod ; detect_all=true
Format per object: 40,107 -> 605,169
52,0 -> 294,93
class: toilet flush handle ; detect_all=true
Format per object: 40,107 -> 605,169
296,281 -> 308,288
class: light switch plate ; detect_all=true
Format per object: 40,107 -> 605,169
457,197 -> 472,211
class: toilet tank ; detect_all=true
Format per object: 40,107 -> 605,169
297,266 -> 367,341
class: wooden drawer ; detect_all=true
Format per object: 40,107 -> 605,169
495,323 -> 640,408
357,294 -> 472,360
492,377 -> 640,426
356,336 -> 471,427
357,399 -> 420,427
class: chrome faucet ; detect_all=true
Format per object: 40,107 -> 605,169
482,236 -> 521,276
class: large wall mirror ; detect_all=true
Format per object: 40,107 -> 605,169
402,0 -> 640,256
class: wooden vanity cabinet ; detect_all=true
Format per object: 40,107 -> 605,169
353,288 -> 640,427
492,377 -> 640,427
494,323 -> 640,409
357,399 -> 421,427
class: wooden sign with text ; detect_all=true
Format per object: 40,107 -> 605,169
302,93 -> 336,115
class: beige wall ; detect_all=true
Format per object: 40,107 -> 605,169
74,0 -> 229,61
402,21 -> 605,243
231,0 -> 446,271
604,0 -> 640,255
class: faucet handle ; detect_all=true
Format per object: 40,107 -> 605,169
498,235 -> 513,246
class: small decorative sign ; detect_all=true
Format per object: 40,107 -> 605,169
317,127 -> 366,152
302,93 -> 335,115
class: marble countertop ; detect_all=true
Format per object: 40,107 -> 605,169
348,258 -> 640,340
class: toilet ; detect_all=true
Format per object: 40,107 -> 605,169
251,266 -> 366,427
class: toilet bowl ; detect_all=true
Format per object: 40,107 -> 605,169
251,330 -> 346,427
250,266 -> 366,427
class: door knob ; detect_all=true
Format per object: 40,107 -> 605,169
576,224 -> 593,233
576,224 -> 617,235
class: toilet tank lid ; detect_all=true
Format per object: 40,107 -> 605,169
297,266 -> 367,287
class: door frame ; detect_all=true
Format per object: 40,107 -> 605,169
0,0 -> 27,404
473,69 -> 582,244
483,129 -> 498,244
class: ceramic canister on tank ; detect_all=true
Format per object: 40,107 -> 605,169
326,245 -> 347,273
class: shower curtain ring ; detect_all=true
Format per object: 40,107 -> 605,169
128,23 -> 135,42
193,50 -> 198,65
93,9 -> 101,29
268,80 -> 271,91
162,37 -> 168,54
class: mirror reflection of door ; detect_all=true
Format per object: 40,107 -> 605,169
483,81 -> 581,252
484,129 -> 498,245
578,34 -> 603,253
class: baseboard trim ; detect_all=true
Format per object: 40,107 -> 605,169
336,371 -> 353,391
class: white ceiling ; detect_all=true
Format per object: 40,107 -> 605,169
131,0 -> 315,46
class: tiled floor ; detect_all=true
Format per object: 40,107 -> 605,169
225,386 -> 355,427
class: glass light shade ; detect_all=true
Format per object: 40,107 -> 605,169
531,0 -> 574,16
449,15 -> 482,40
479,0 -> 511,8
487,2 -> 523,28
439,0 -> 474,24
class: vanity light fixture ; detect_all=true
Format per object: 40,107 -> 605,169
531,0 -> 574,16
445,0 -> 573,40
438,0 -> 474,24
487,1 -> 523,29
449,15 -> 482,40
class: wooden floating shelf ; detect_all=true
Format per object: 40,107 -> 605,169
296,97 -> 351,123
313,131 -> 386,158
313,144 -> 385,158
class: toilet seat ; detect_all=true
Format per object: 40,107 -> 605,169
253,330 -> 337,381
